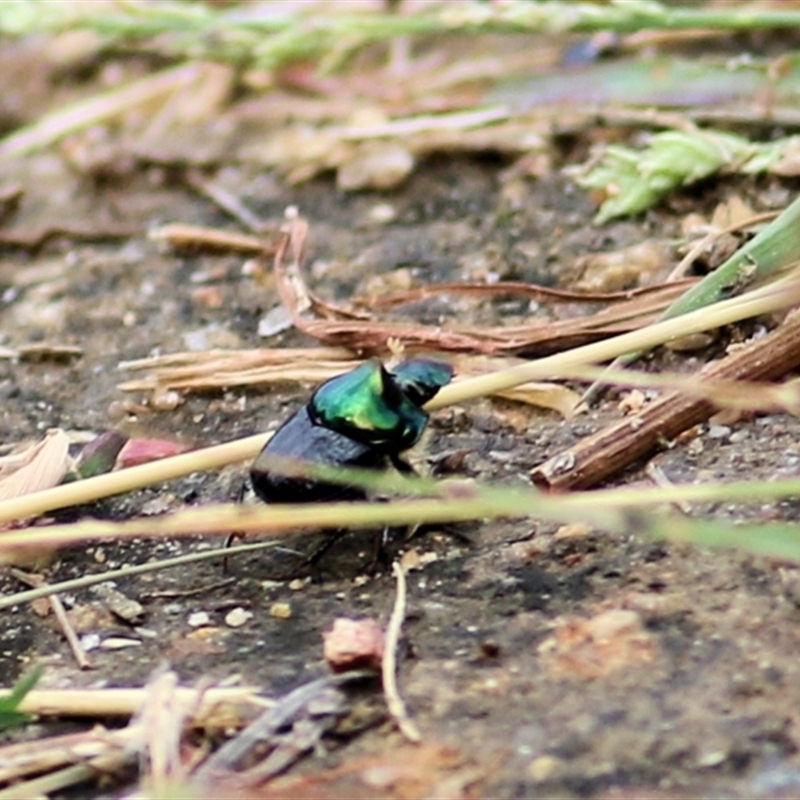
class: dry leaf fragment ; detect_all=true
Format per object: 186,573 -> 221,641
117,438 -> 187,468
710,195 -> 756,229
0,429 -> 71,502
496,381 -> 580,418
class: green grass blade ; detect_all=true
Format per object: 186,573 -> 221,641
0,665 -> 43,732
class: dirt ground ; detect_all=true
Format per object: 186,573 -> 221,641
4,50 -> 800,800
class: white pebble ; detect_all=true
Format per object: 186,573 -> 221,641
187,611 -> 211,628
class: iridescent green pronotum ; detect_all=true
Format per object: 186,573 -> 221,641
250,358 -> 453,504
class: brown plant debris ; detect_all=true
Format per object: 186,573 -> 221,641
118,348 -> 580,417
193,672 -> 380,790
267,213 -> 693,357
532,307 -> 800,491
0,429 -> 71,503
357,276 -> 695,310
149,223 -> 270,256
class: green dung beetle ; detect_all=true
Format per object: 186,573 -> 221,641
250,358 -> 453,504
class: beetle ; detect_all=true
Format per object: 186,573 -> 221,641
250,358 -> 453,504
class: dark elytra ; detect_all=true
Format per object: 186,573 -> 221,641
250,358 -> 453,505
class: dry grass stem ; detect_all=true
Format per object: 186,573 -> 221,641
0,741 -> 133,800
384,562 -> 420,743
184,172 -> 269,233
430,269 -> 800,409
271,218 -> 693,356
0,63 -> 217,160
0,497 -> 505,555
136,671 -> 192,793
0,680 -> 267,797
118,351 -> 364,394
361,277 -> 696,309
0,432 -> 269,526
0,539 -> 281,610
1,685 -> 268,726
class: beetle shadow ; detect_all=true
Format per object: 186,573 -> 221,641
224,518 -> 476,583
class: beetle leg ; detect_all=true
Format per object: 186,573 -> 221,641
294,530 -> 344,577
389,454 -> 417,475
222,479 -> 252,573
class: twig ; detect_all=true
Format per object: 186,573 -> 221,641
149,223 -> 269,256
383,562 -> 420,743
532,309 -> 800,491
9,569 -> 91,670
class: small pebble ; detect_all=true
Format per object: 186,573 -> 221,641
187,611 -> 211,628
257,305 -> 293,338
697,750 -> 727,768
553,523 -> 591,541
100,637 -> 142,650
707,425 -> 731,439
323,617 -> 384,671
368,203 -> 397,225
225,607 -> 253,628
92,583 -> 144,623
270,602 -> 292,619
80,633 -> 101,651
688,438 -> 704,455
399,549 -> 422,571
